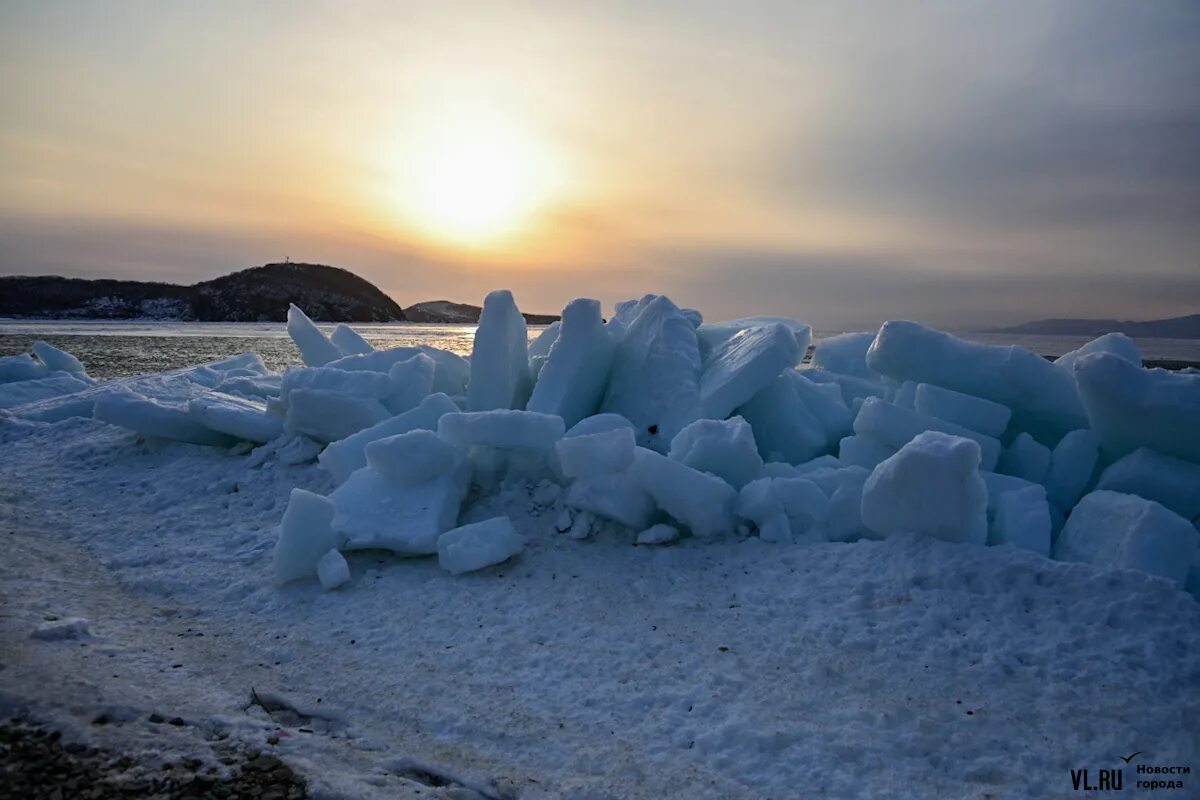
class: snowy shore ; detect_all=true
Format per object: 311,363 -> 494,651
3,419 -> 1198,798
3,291 -> 1199,798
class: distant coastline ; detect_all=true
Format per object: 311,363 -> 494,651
989,313 -> 1200,340
0,263 -> 561,325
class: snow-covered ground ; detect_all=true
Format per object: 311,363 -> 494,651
2,294 -> 1199,798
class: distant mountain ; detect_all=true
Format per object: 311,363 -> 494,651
991,313 -> 1200,340
0,263 -> 406,322
404,300 -> 560,325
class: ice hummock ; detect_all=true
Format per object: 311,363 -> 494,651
4,296 -> 1196,600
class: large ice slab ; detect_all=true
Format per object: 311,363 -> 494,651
913,383 -> 1011,438
853,396 -> 1001,471
838,434 -> 896,471
697,323 -> 802,421
32,341 -> 92,381
997,432 -> 1051,485
365,429 -> 463,486
825,466 -> 870,542
186,392 -> 283,443
330,463 -> 470,554
467,289 -> 532,411
564,413 -> 635,438
556,426 -> 636,480
811,332 -> 876,379
860,431 -> 988,544
0,354 -> 48,384
804,368 -> 886,406
317,549 -> 351,590
527,298 -> 615,428
330,322 -> 375,356
1095,448 -> 1200,521
1046,429 -> 1099,510
696,316 -> 811,361
438,410 -> 565,450
94,390 -> 239,447
528,321 -> 561,360
1053,490 -> 1198,587
384,353 -> 435,414
284,389 -> 390,444
600,296 -> 702,452
792,372 -> 854,442
628,447 -> 736,537
1055,332 -> 1141,380
273,489 -> 339,584
1073,352 -> 1200,462
12,356 -> 254,423
280,366 -> 393,403
668,416 -> 763,489
318,393 -> 460,485
0,374 -> 90,409
866,320 -> 1088,444
214,375 -> 281,400
604,294 -> 657,341
325,346 -> 469,398
564,472 -> 657,529
437,516 -> 525,574
891,381 -> 918,410
737,374 -> 828,464
287,304 -> 342,367
737,476 -> 830,543
988,485 -> 1051,556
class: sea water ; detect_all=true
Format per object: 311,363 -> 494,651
1,320 -> 1197,379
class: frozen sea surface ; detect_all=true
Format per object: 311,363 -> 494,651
2,320 -> 1197,379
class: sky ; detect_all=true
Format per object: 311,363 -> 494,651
1,1 -> 1198,329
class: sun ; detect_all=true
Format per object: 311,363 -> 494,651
398,109 -> 561,246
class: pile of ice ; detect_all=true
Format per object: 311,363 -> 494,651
3,294 -> 1198,597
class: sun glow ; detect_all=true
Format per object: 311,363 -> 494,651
397,109 -> 562,247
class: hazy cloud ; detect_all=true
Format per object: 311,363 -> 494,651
1,0 -> 1197,326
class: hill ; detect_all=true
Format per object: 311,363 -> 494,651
991,313 -> 1200,339
404,299 -> 560,325
0,263 -> 406,322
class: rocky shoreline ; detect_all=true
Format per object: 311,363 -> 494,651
0,719 -> 308,799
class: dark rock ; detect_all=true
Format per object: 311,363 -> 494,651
0,718 -> 308,798
0,263 -> 407,323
